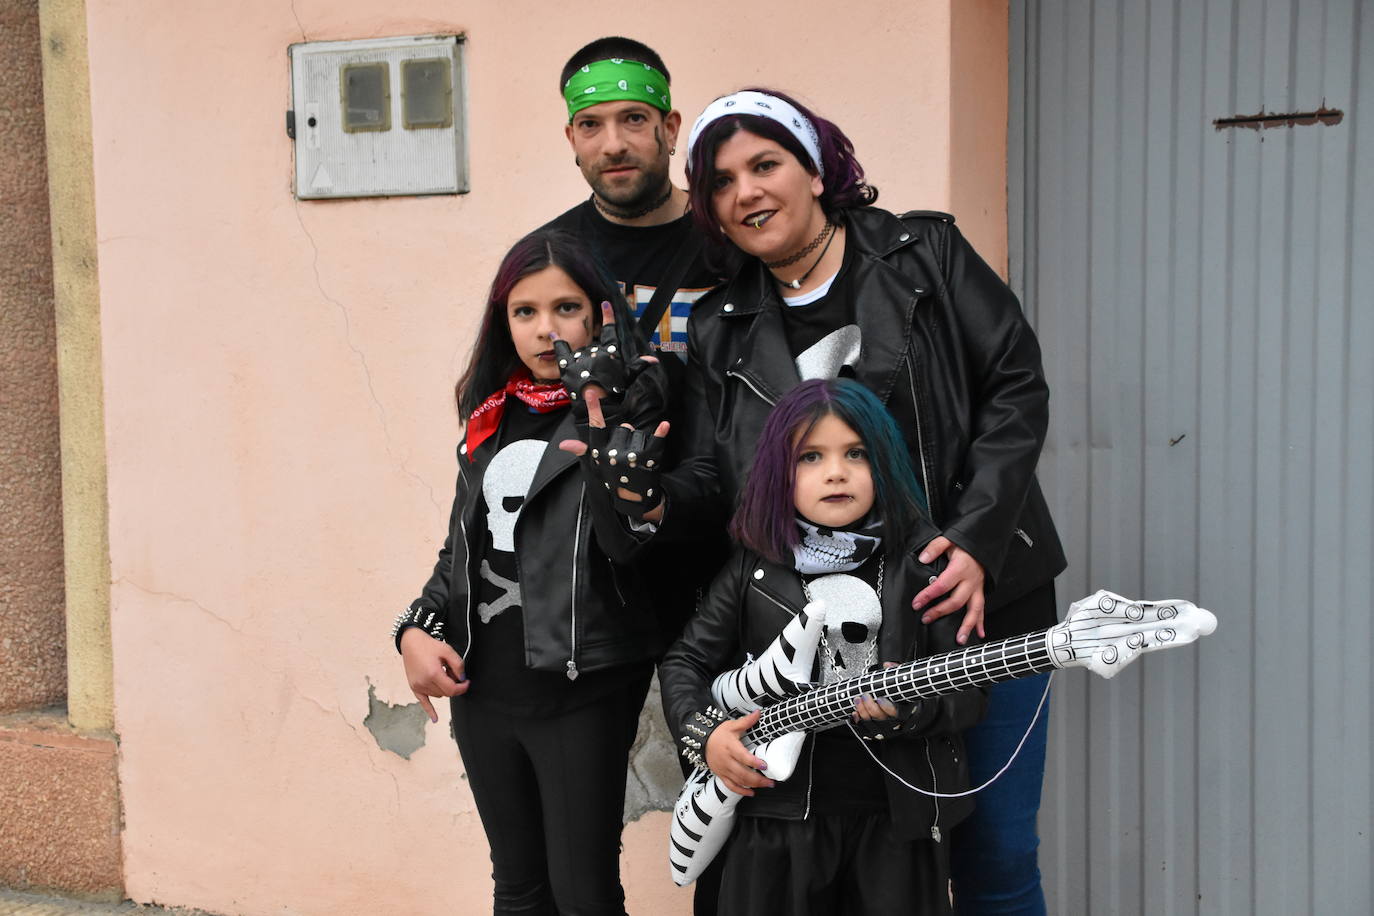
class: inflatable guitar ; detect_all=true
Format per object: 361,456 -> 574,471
669,590 -> 1217,885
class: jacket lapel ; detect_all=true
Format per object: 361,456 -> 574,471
523,410 -> 579,506
736,297 -> 802,403
851,254 -> 923,405
880,549 -> 925,664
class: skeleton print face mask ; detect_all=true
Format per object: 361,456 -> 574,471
792,518 -> 882,574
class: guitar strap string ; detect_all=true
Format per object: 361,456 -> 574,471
846,669 -> 1054,799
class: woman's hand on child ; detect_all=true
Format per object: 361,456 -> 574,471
400,627 -> 469,723
912,536 -> 987,644
559,388 -> 669,523
705,709 -> 775,797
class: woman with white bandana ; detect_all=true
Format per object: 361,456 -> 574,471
578,89 -> 1067,914
683,88 -> 1068,916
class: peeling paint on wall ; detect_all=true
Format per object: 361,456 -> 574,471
362,680 -> 427,759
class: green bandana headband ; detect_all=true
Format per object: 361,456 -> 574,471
564,58 -> 671,120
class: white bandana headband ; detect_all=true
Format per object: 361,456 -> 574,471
687,91 -> 825,178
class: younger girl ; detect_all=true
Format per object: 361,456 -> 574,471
660,378 -> 985,915
392,229 -> 660,916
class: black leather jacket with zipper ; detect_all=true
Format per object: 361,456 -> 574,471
394,302 -> 662,677
659,541 -> 985,839
398,421 -> 659,678
664,207 -> 1067,622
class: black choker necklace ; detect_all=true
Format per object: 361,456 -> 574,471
592,186 -> 673,221
769,221 -> 838,290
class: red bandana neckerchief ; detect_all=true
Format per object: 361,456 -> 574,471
465,369 -> 570,460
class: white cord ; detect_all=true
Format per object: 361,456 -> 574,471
846,671 -> 1054,799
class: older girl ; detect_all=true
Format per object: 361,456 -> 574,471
392,229 -> 659,916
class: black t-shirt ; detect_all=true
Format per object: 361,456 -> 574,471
780,244 -> 862,381
543,199 -> 719,356
466,402 -> 644,715
801,554 -> 890,816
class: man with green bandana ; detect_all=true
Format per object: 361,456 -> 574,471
544,39 -> 728,916
543,37 -> 717,356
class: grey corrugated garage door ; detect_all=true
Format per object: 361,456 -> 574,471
1010,1 -> 1372,913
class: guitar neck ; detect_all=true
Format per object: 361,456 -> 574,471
750,630 -> 1056,743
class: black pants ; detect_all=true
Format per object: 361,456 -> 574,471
717,814 -> 952,916
450,673 -> 650,916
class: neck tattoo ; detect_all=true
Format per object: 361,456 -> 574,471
768,220 -> 838,290
593,185 -> 673,221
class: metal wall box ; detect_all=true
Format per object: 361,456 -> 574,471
289,35 -> 467,199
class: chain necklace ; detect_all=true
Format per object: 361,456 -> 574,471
592,185 -> 673,221
769,221 -> 838,291
804,555 -> 884,681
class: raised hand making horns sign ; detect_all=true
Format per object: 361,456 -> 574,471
551,300 -> 661,403
553,300 -> 671,522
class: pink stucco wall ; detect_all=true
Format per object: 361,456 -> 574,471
84,2 -> 1006,912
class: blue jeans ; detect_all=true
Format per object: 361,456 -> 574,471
950,672 -> 1052,915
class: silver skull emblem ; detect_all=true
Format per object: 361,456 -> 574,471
806,573 -> 881,684
482,439 -> 544,552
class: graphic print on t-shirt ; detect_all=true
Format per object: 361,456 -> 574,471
478,438 -> 544,622
805,572 -> 881,683
626,283 -> 714,356
795,324 -> 862,380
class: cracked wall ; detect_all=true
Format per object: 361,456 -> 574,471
86,2 -> 1001,915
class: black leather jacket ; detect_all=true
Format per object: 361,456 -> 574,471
660,543 -> 985,839
665,208 -> 1067,622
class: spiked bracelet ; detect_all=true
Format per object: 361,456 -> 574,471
391,605 -> 447,654
679,705 -> 729,770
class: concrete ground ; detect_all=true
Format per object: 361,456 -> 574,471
0,890 -> 217,915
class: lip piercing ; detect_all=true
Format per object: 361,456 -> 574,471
753,217 -> 764,229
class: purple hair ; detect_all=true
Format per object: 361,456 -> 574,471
453,229 -> 625,416
730,379 -> 928,565
686,88 -> 879,248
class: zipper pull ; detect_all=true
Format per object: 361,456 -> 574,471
1014,528 -> 1034,547
566,659 -> 579,681
931,826 -> 942,843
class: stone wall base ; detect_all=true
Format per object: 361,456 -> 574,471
0,709 -> 122,899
